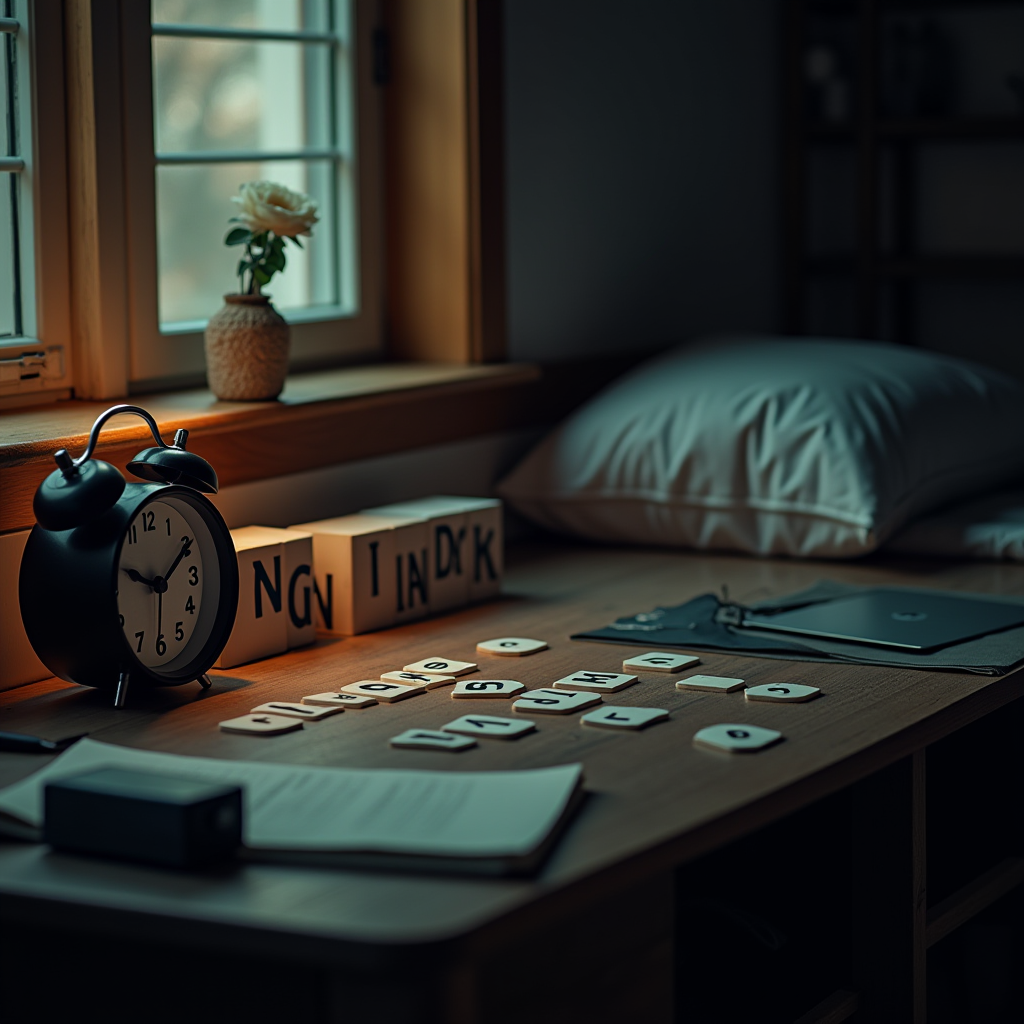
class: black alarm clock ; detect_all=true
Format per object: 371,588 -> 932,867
19,404 -> 239,708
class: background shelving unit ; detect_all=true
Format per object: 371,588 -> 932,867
782,0 -> 1024,352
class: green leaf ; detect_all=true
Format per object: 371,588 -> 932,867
253,266 -> 271,285
224,227 -> 252,246
290,236 -> 303,249
236,258 -> 248,276
265,250 -> 285,272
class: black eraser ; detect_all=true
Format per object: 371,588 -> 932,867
43,768 -> 242,869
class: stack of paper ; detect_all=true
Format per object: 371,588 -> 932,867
0,740 -> 584,876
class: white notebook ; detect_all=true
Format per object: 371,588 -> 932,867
0,739 -> 584,875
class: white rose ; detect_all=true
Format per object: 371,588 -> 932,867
231,180 -> 319,237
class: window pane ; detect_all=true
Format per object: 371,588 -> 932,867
155,159 -> 337,323
0,179 -> 15,337
150,0 -> 326,34
1,22 -> 18,338
153,36 -> 332,154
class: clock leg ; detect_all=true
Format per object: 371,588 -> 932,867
198,674 -> 212,692
114,669 -> 130,709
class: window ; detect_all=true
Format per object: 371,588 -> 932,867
122,0 -> 382,390
0,0 -> 70,401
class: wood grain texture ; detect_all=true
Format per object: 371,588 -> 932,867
1,540 -> 1022,965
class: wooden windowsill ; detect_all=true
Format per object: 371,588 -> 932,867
0,362 -> 543,534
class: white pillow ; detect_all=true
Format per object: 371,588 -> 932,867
498,336 -> 1024,558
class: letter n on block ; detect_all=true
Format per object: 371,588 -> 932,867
214,527 -> 289,668
287,515 -> 397,635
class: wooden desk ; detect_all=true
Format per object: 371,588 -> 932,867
1,541 -> 1022,1024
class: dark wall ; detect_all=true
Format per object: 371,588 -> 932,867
503,0 -> 781,362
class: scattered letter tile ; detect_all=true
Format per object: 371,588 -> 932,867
219,714 -> 302,736
476,637 -> 548,657
341,680 -> 424,702
451,679 -> 525,698
552,671 -> 637,693
744,683 -> 821,704
622,652 -> 700,673
250,701 -> 342,721
302,692 -> 377,708
381,670 -> 455,690
693,723 -> 783,753
512,688 -> 602,715
403,658 -> 477,677
441,715 -> 536,740
581,706 -> 669,731
675,675 -> 746,693
389,729 -> 476,751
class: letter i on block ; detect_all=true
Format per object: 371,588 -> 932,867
363,498 -> 470,612
287,515 -> 397,635
214,528 -> 289,668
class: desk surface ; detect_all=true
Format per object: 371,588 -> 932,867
1,541 -> 1022,965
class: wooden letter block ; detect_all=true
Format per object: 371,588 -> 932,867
214,530 -> 289,669
250,701 -> 342,721
622,652 -> 701,673
451,679 -> 525,698
287,515 -> 397,636
693,723 -> 783,753
441,715 -> 536,740
364,499 -> 472,612
390,729 -> 476,751
744,683 -> 821,703
381,670 -> 455,690
552,671 -> 638,693
581,706 -> 669,731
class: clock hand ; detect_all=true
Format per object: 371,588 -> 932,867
123,568 -> 157,588
162,536 -> 193,584
157,589 -> 163,648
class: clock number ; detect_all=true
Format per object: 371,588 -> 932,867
118,614 -> 124,627
188,565 -> 199,586
134,630 -> 145,653
185,595 -> 195,614
174,621 -> 184,642
141,511 -> 155,532
155,634 -> 167,657
126,524 -> 137,545
166,517 -> 171,536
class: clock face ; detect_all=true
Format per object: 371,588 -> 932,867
116,495 -> 222,675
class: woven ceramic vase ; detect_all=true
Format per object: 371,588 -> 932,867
204,294 -> 290,401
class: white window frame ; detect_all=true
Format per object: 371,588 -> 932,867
0,0 -> 72,405
120,0 -> 383,392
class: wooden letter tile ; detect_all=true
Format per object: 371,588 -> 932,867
675,675 -> 746,693
390,729 -> 476,751
512,689 -> 602,715
441,715 -> 536,740
250,701 -> 342,721
552,671 -> 637,693
341,680 -> 425,702
381,670 -> 456,690
580,707 -> 670,731
744,683 -> 821,703
403,658 -> 477,677
476,637 -> 548,657
302,692 -> 377,708
450,679 -> 525,698
693,723 -> 783,753
622,652 -> 700,673
219,714 -> 302,736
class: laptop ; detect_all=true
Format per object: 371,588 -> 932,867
740,588 -> 1024,653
